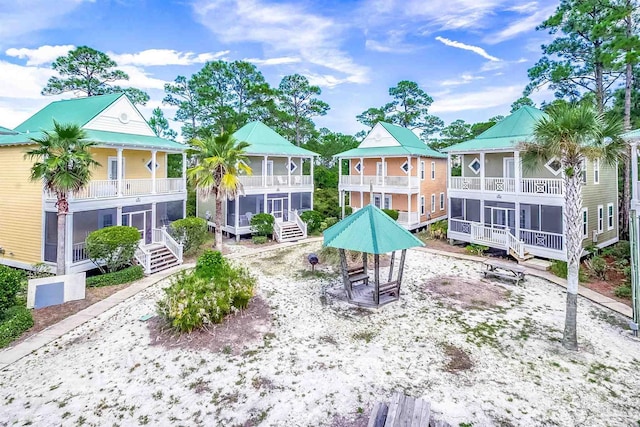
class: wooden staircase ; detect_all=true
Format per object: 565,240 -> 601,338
134,227 -> 184,275
276,221 -> 305,242
147,244 -> 180,274
509,248 -> 534,263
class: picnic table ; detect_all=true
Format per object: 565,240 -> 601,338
483,259 -> 526,285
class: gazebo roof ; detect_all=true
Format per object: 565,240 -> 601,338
323,204 -> 425,254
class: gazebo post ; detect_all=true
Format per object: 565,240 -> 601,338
363,252 -> 368,275
397,249 -> 407,294
374,253 -> 380,305
339,249 -> 352,299
388,251 -> 396,282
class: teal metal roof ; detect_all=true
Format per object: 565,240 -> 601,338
0,129 -> 186,151
14,93 -> 123,132
0,125 -> 15,134
233,121 -> 317,157
623,129 -> 640,140
336,122 -> 446,158
323,204 -> 424,254
444,106 -> 547,153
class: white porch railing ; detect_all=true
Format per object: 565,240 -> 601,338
471,223 -> 508,247
273,221 -> 282,242
398,211 -> 420,225
449,219 -> 472,234
238,175 -> 313,188
72,242 -> 88,262
521,178 -> 563,195
134,245 -> 151,274
485,178 -> 516,192
339,175 -> 419,187
289,210 -> 307,237
46,178 -> 186,201
520,229 -> 563,251
508,232 -> 525,258
449,177 -> 481,190
153,226 -> 183,262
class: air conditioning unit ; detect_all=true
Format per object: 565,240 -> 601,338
592,230 -> 599,243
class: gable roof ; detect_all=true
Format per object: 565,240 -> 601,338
232,121 -> 317,157
323,204 -> 424,254
336,121 -> 446,158
0,125 -> 15,134
444,106 -> 547,153
14,93 -> 123,132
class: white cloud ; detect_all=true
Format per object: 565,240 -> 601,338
0,61 -> 54,99
5,45 -> 75,65
116,66 -> 169,90
192,0 -> 369,86
435,36 -> 500,61
431,85 -> 523,113
110,49 -> 229,66
245,56 -> 301,66
486,6 -> 556,44
440,73 -> 485,87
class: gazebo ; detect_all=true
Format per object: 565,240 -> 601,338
323,204 -> 424,307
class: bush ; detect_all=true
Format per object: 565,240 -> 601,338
585,255 -> 607,280
318,246 -> 362,267
0,266 -> 25,315
250,213 -> 275,237
301,210 -> 325,233
614,284 -> 632,298
602,241 -> 630,260
382,209 -> 399,221
86,265 -> 144,288
428,220 -> 448,240
158,251 -> 256,332
313,188 -> 340,218
344,206 -> 353,216
0,306 -> 33,348
465,244 -> 489,256
252,236 -> 268,244
171,217 -> 208,253
86,226 -> 141,273
549,260 -> 587,282
325,217 -> 338,228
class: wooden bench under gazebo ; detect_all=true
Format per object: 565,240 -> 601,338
323,204 -> 424,308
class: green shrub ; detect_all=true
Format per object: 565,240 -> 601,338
0,306 -> 33,348
585,255 -> 607,280
0,266 -> 25,315
301,210 -> 325,233
252,236 -> 268,244
250,213 -> 275,237
325,217 -> 338,228
86,226 -> 141,273
158,252 -> 256,332
170,217 -> 207,253
549,260 -> 587,282
614,284 -> 632,298
86,265 -> 144,288
602,241 -> 630,260
428,220 -> 448,240
465,244 -> 489,256
382,209 -> 399,220
344,206 -> 353,216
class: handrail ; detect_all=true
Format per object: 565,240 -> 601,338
471,222 -> 526,257
134,244 -> 151,274
273,221 -> 282,241
152,227 -> 183,262
289,210 -> 307,237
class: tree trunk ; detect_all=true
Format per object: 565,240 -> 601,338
215,195 -> 223,250
621,3 -> 634,239
56,193 -> 68,276
563,167 -> 582,350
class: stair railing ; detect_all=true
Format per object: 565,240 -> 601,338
273,221 -> 282,242
152,226 -> 183,263
507,232 -> 525,259
289,210 -> 307,237
134,244 -> 151,275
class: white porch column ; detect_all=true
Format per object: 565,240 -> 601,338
151,150 -> 157,194
360,157 -> 364,185
287,156 -> 291,186
263,155 -> 268,187
310,157 -> 314,187
151,202 -> 157,229
407,156 -> 411,188
234,197 -> 240,241
263,193 -> 268,214
338,157 -> 342,187
514,150 -> 521,194
360,191 -> 364,209
117,148 -> 123,197
479,152 -> 485,192
447,153 -> 451,190
182,152 -> 187,191
407,194 -> 412,224
116,206 -> 122,226
310,190 -> 314,210
381,156 -> 386,186
65,212 -> 74,268
632,143 -> 639,200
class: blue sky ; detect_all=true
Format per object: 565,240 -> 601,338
0,0 -> 559,137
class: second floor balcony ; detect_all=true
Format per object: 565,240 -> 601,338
339,174 -> 420,190
45,177 -> 186,201
449,176 -> 564,196
238,174 -> 313,189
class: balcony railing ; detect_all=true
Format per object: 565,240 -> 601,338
519,229 -> 563,251
339,175 -> 420,187
72,242 -> 88,262
397,211 -> 420,225
45,178 -> 186,201
449,177 -> 563,196
238,175 -> 312,188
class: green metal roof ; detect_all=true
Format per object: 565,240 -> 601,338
233,121 -> 317,157
14,93 -> 123,132
623,129 -> 640,140
323,204 -> 424,254
444,106 -> 547,153
0,129 -> 186,151
336,122 -> 446,158
0,125 -> 15,134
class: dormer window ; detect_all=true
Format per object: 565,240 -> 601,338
145,160 -> 159,172
401,161 -> 409,174
354,162 -> 362,173
545,157 -> 562,176
468,158 -> 481,175
289,160 -> 297,173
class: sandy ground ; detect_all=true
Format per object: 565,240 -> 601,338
1,242 -> 639,427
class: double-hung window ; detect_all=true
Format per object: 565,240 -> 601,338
607,203 -> 614,231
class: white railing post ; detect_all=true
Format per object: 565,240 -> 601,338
151,150 -> 157,194
479,152 -> 485,192
117,148 -> 123,197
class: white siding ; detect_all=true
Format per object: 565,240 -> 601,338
84,97 -> 155,136
358,123 -> 401,148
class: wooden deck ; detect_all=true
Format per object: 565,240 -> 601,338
368,393 -> 451,427
326,283 -> 398,308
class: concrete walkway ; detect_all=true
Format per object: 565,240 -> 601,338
414,246 -> 633,318
0,237 -> 324,371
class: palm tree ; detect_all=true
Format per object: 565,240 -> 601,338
187,132 -> 252,250
25,122 -> 99,275
521,104 -> 624,350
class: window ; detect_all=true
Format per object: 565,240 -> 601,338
597,205 -> 604,233
439,193 -> 445,210
384,195 -> 392,210
582,208 -> 588,239
545,157 -> 562,176
420,196 -> 425,215
593,159 -> 600,184
288,160 -> 297,173
468,158 -> 481,175
608,203 -> 614,231
354,161 -> 362,173
145,159 -> 159,173
420,161 -> 425,180
401,161 -> 409,174
431,194 -> 436,213
431,161 -> 435,179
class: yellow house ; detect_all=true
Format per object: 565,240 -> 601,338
0,93 -> 188,274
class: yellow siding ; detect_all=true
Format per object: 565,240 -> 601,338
0,145 -> 43,264
89,147 -> 168,180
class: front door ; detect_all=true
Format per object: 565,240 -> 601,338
268,198 -> 287,222
122,211 -> 150,244
265,160 -> 274,186
487,207 -> 516,235
108,157 -> 124,181
504,158 -> 515,178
